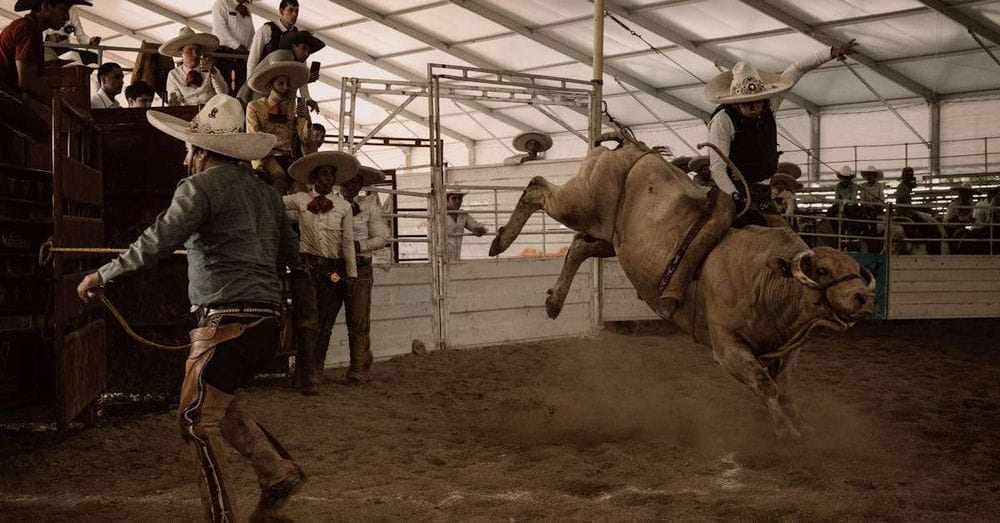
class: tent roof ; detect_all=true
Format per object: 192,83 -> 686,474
2,0 -> 999,144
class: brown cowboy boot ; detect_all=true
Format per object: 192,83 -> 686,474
657,188 -> 736,318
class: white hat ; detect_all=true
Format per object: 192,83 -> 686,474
288,151 -> 360,186
248,60 -> 309,94
860,165 -> 882,179
356,166 -> 386,185
146,94 -> 276,161
837,165 -> 855,179
705,61 -> 793,104
158,27 -> 219,58
513,131 -> 553,153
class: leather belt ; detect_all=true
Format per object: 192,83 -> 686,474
202,302 -> 280,318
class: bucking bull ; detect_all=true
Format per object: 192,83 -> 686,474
489,140 -> 876,438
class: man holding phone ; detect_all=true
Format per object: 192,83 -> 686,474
162,26 -> 228,106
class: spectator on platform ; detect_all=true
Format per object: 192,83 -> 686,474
124,80 -> 155,108
239,29 -> 323,111
161,27 -> 227,106
770,171 -> 801,218
858,165 -> 885,204
945,182 -> 976,224
282,151 -> 359,395
834,165 -> 858,203
0,0 -> 91,97
503,131 -> 552,165
445,191 -> 488,262
302,122 -> 325,155
211,0 -> 254,95
895,166 -> 917,206
246,0 -> 298,87
90,61 -> 122,108
246,60 -> 311,193
42,4 -> 99,65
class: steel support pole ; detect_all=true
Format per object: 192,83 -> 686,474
590,0 -> 605,328
809,113 -> 821,181
929,100 -> 941,175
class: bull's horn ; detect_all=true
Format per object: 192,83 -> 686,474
791,250 -> 822,290
862,266 -> 876,292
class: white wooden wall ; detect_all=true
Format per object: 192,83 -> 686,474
601,259 -> 658,321
325,264 -> 437,367
445,258 -> 594,348
888,255 -> 1000,319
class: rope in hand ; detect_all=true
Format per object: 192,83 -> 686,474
696,142 -> 751,220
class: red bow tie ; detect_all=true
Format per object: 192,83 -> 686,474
307,194 -> 333,214
185,69 -> 204,88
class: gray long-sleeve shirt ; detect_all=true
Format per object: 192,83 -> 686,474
98,162 -> 299,309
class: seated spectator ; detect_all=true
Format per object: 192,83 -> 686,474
945,182 -> 976,225
42,4 -> 99,65
211,0 -> 254,95
90,61 -> 122,108
246,0 -> 299,88
895,166 -> 917,206
246,60 -> 311,193
160,27 -> 227,106
302,122 -> 325,155
239,29 -> 324,111
124,80 -> 155,108
1,0 -> 91,98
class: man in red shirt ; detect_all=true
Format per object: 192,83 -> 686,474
0,0 -> 91,97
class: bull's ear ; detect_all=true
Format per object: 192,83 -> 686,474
768,257 -> 793,277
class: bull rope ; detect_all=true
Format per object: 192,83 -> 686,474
38,239 -> 191,352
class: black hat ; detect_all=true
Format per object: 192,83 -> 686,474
279,30 -> 325,54
15,0 -> 92,12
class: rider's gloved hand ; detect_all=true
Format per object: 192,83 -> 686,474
731,191 -> 746,209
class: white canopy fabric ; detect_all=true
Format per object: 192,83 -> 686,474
3,0 -> 1000,167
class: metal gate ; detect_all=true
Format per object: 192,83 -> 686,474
50,98 -> 105,429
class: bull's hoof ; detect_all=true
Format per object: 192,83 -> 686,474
545,291 -> 564,319
488,227 -> 508,256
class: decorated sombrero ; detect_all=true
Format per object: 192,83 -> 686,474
146,94 -> 276,161
706,61 -> 793,104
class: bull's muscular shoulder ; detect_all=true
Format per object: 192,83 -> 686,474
719,225 -> 807,258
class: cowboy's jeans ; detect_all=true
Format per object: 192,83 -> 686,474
178,314 -> 299,522
314,262 -> 374,382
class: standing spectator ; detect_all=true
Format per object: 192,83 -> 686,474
245,60 -> 311,193
503,131 -> 552,165
246,0 -> 298,85
445,191 -> 487,261
212,0 -> 254,94
1,0 -> 90,97
161,27 -> 227,106
90,61 -> 122,108
302,122 -> 326,155
42,4 -> 99,65
332,165 -> 388,385
834,165 -> 858,203
283,151 -> 359,394
858,165 -> 885,203
124,80 -> 155,108
945,182 -> 976,224
895,166 -> 917,206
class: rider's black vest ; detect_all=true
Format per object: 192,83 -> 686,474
260,22 -> 293,62
711,102 -> 778,185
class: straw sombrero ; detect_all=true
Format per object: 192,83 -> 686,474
688,156 -> 709,172
288,151 -> 360,186
771,172 -> 803,191
158,27 -> 219,58
513,131 -> 553,153
146,94 -> 275,161
247,60 -> 309,94
776,161 -> 802,179
837,165 -> 855,179
859,165 -> 882,179
705,61 -> 793,104
357,166 -> 385,185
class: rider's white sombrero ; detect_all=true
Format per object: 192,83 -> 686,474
705,61 -> 793,104
158,27 -> 219,58
288,151 -> 360,186
247,60 -> 309,95
146,94 -> 276,161
513,131 -> 553,153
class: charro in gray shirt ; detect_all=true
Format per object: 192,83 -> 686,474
98,162 -> 299,308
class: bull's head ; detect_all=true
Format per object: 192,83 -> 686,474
771,246 -> 877,326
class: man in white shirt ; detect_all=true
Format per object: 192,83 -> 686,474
212,0 -> 254,95
246,0 -> 307,103
90,61 -> 122,109
445,191 -> 487,261
160,27 -> 228,106
327,165 -> 388,385
283,150 -> 359,394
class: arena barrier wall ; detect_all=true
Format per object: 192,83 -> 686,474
888,255 -> 1000,319
601,259 -> 658,321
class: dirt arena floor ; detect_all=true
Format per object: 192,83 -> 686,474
2,320 -> 1000,521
